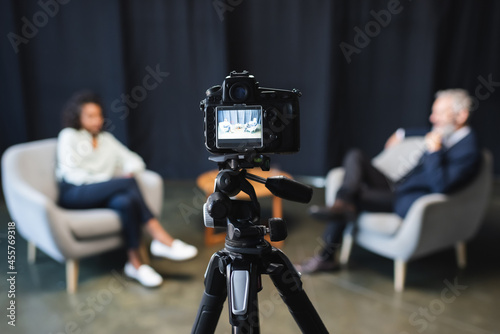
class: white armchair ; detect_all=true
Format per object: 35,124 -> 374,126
325,138 -> 493,291
1,138 -> 163,293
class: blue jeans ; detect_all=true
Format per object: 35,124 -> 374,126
58,177 -> 155,249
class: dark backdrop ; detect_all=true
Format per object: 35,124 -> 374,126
1,0 -> 499,178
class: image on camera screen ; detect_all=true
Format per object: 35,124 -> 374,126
216,106 -> 263,149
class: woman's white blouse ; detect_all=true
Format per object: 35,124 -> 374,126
56,128 -> 145,185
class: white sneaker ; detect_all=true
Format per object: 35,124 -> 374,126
124,262 -> 163,288
150,239 -> 198,261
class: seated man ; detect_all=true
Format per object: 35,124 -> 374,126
296,89 -> 481,274
245,117 -> 258,132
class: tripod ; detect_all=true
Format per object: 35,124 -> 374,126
191,154 -> 329,334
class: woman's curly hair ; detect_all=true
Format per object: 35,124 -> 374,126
62,90 -> 104,129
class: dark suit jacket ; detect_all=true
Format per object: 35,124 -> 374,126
394,128 -> 481,218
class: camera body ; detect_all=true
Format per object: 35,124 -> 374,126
202,71 -> 301,155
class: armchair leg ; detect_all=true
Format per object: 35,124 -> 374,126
339,234 -> 353,266
66,260 -> 79,294
27,242 -> 37,264
394,260 -> 407,292
455,242 -> 467,269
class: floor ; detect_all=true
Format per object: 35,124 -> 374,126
0,178 -> 499,334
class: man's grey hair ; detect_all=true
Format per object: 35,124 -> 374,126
435,88 -> 472,114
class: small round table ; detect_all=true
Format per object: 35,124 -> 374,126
196,168 -> 292,247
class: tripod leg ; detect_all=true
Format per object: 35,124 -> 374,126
192,252 -> 228,334
226,259 -> 261,334
266,248 -> 329,334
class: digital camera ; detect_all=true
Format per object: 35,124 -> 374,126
202,71 -> 301,155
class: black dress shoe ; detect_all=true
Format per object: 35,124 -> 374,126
294,256 -> 340,274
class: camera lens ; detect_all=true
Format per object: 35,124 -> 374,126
229,83 -> 249,102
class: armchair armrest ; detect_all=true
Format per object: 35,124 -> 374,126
2,172 -> 69,262
396,193 -> 474,260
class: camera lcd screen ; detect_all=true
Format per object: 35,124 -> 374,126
216,106 -> 263,150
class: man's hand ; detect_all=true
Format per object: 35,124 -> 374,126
425,131 -> 442,153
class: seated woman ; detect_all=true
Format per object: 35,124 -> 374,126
56,90 -> 198,288
219,118 -> 231,133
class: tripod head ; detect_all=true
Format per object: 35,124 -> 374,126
203,153 -> 313,250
